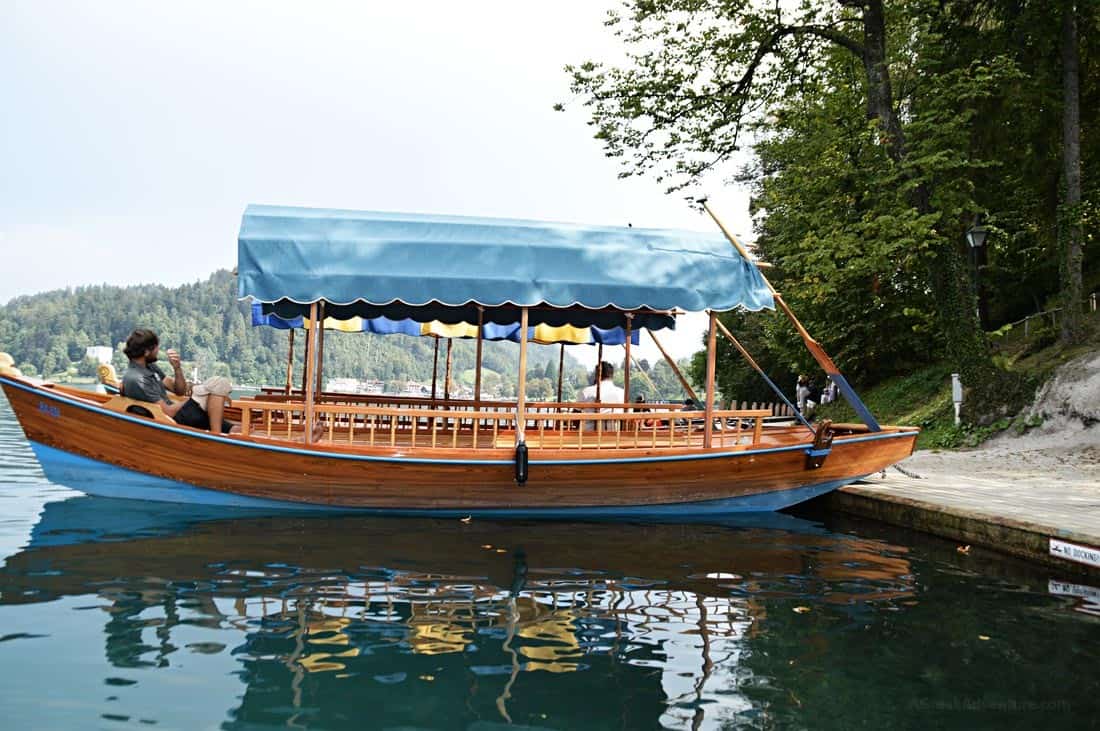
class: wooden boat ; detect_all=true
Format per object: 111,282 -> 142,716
0,203 -> 917,516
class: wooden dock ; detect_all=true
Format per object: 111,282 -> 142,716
830,468 -> 1100,577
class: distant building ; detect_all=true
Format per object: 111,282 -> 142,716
85,346 -> 113,365
326,378 -> 362,394
323,378 -> 387,395
403,381 -> 429,396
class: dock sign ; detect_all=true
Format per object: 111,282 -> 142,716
1049,538 -> 1100,569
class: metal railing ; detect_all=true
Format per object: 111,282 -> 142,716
1004,293 -> 1099,336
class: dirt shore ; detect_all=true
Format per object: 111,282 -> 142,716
902,420 -> 1100,489
902,349 -> 1100,488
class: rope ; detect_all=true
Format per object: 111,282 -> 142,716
891,464 -> 924,479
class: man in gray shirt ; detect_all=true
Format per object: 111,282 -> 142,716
121,328 -> 189,419
121,329 -> 241,434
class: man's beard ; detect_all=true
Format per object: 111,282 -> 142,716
146,352 -> 158,363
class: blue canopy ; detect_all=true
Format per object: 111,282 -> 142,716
238,204 -> 774,327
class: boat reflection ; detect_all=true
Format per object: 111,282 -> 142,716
0,496 -> 917,729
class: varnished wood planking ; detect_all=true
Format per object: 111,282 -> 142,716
3,377 -> 917,510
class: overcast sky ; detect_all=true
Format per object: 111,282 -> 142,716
1,1 -> 754,362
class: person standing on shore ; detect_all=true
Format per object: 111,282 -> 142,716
796,375 -> 816,415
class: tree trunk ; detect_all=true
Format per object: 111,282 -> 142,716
1060,0 -> 1084,344
861,0 -> 905,162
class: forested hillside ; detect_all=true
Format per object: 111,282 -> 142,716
0,270 -> 694,401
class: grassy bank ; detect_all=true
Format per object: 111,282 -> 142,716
814,365 -> 963,449
816,312 -> 1098,450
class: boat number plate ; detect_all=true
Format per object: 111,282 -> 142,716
38,401 -> 60,419
1049,538 -> 1100,569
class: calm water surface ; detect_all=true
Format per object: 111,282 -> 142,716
0,392 -> 1097,730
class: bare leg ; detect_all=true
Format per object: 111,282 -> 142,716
206,395 -> 241,434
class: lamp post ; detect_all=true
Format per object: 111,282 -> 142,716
966,220 -> 989,329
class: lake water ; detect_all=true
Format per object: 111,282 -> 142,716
0,391 -> 1097,730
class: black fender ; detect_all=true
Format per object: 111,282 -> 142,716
515,442 -> 529,485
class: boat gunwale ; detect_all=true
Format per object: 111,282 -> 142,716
2,375 -> 918,467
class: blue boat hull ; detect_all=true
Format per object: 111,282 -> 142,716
29,441 -> 865,518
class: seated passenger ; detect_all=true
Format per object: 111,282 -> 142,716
634,395 -> 656,429
578,361 -> 624,432
121,328 -> 240,434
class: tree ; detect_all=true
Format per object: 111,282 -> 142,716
76,357 -> 100,378
561,0 -> 1065,419
527,377 -> 554,400
688,311 -> 797,407
1060,0 -> 1085,343
67,331 -> 91,362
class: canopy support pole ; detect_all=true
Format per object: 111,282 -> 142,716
284,329 -> 295,395
704,311 -> 717,448
516,308 -> 529,445
556,344 -> 565,406
623,314 -> 632,404
314,302 -> 326,397
715,318 -> 815,434
648,330 -> 699,402
443,338 -> 453,402
595,343 -> 603,401
702,200 -> 881,431
431,337 -> 440,402
299,324 -> 311,396
303,302 -> 319,445
474,307 -> 484,409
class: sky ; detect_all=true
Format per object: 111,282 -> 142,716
1,1 -> 755,363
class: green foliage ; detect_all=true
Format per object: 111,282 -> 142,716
810,362 -> 993,449
75,358 -> 99,378
686,311 -> 794,407
1024,325 -> 1059,353
563,0 -> 1099,424
740,10 -> 1035,386
920,414 -> 1048,449
814,346 -> 1053,450
622,358 -> 696,402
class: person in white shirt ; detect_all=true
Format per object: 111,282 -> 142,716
579,361 -> 625,431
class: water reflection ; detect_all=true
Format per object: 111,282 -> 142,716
0,496 -> 919,729
1047,578 -> 1100,617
